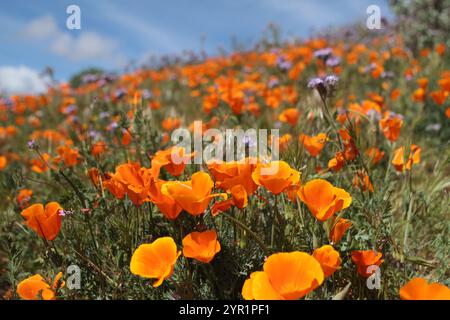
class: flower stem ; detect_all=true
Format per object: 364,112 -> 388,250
222,212 -> 270,256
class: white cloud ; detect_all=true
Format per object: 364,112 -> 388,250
0,65 -> 49,95
20,15 -> 120,62
50,32 -> 119,61
20,14 -> 59,39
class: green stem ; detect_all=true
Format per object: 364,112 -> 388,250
222,213 -> 270,256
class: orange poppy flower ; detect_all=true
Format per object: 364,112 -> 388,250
87,168 -> 101,188
242,252 -> 324,300
148,180 -> 182,220
352,170 -> 374,193
366,147 -> 384,165
0,155 -> 7,171
299,133 -> 327,157
161,171 -> 226,216
312,245 -> 341,277
392,145 -> 421,172
400,278 -> 450,300
278,108 -> 300,126
329,218 -> 352,244
53,146 -> 80,167
340,131 -> 359,161
285,183 -> 301,202
351,250 -> 384,277
31,153 -> 51,173
390,88 -> 401,101
416,78 -> 428,90
207,158 -> 258,195
430,90 -> 448,105
17,189 -> 33,208
162,117 -> 181,131
21,202 -> 63,240
438,77 -> 450,92
379,113 -> 403,142
435,43 -> 446,56
412,88 -> 426,102
150,146 -> 194,177
274,134 -> 293,152
54,145 -> 80,167
328,151 -> 346,172
228,184 -> 248,209
130,237 -> 181,287
16,272 -> 64,300
104,162 -> 154,206
297,179 -> 352,221
103,173 -> 126,199
91,141 -> 107,156
182,230 -> 221,263
252,161 -> 300,195
121,129 -> 132,146
211,184 -> 248,215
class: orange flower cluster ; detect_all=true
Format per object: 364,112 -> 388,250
130,232 -> 221,286
17,272 -> 64,300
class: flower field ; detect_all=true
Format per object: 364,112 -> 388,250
0,21 -> 449,301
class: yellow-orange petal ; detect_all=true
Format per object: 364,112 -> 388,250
263,251 -> 324,300
242,271 -> 285,300
400,278 -> 450,300
130,237 -> 180,287
182,230 -> 221,263
312,245 -> 341,277
16,274 -> 55,300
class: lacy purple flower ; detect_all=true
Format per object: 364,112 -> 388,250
81,74 -> 98,84
109,122 -> 119,130
99,111 -> 110,119
313,48 -> 333,59
276,55 -> 292,70
62,104 -> 77,115
381,71 -> 395,79
27,140 -> 36,150
142,89 -> 152,99
89,130 -> 99,138
268,78 -> 280,89
307,77 -> 324,89
98,79 -> 107,87
324,75 -> 339,87
326,56 -> 341,67
114,88 -> 127,99
1,97 -> 14,108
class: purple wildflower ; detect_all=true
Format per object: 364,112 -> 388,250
326,56 -> 341,67
381,71 -> 395,79
313,48 -> 333,60
27,140 -> 36,150
307,77 -> 324,89
268,78 -> 280,89
324,75 -> 339,88
114,88 -> 127,100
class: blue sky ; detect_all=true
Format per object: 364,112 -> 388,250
0,0 -> 393,94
